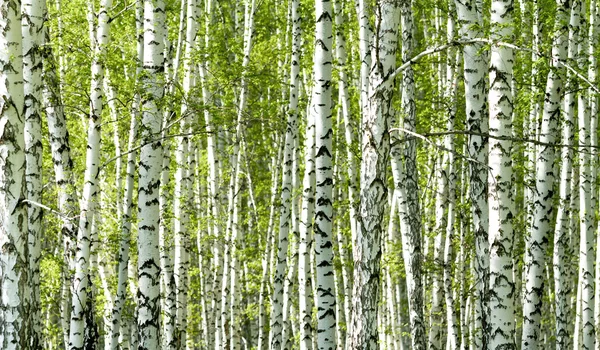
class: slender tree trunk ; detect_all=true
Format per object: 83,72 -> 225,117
590,1 -> 600,347
551,2 -> 574,349
270,1 -> 297,346
68,1 -> 112,347
487,0 -> 515,348
108,2 -> 143,348
256,136 -> 283,350
0,0 -> 29,348
349,1 -> 399,349
334,0 -> 358,244
397,1 -> 426,349
443,14 -> 460,348
521,0 -> 567,347
454,0 -> 489,347
22,0 -> 45,345
310,0 -> 337,348
42,21 -> 78,348
173,0 -> 198,347
578,5 -> 595,348
298,88 -> 316,350
137,0 -> 166,347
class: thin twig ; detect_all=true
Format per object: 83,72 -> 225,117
22,199 -> 79,221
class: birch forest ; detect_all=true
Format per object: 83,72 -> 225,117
4,0 -> 600,349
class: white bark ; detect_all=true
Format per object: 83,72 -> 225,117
137,0 -> 166,348
173,0 -> 198,347
257,139 -> 284,350
68,1 -> 112,347
21,0 -> 45,345
521,0 -> 567,347
349,1 -> 399,349
578,5 -> 595,348
396,1 -> 426,349
199,0 -> 218,347
42,21 -> 78,347
312,0 -> 336,348
453,0 -> 489,346
297,6 -> 314,350
108,2 -> 143,348
552,3 -> 576,348
488,0 -> 515,348
270,1 -> 297,346
0,0 -> 29,348
443,16 -> 460,348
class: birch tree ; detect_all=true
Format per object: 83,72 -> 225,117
69,0 -> 112,347
488,0 -> 515,348
312,0 -> 336,347
551,1 -> 575,348
0,0 -> 29,348
137,0 -> 166,347
521,0 -> 567,346
349,0 -> 398,348
398,1 -> 426,349
22,0 -> 46,345
453,0 -> 489,346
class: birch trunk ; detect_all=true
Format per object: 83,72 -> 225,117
551,2 -> 574,349
398,1 -> 426,349
0,0 -> 29,348
137,0 -> 166,347
349,0 -> 398,349
298,90 -> 315,350
173,0 -> 198,347
578,5 -> 595,347
68,1 -> 112,347
108,2 -> 143,348
488,0 -> 515,348
42,22 -> 78,348
312,0 -> 336,347
21,0 -> 45,345
521,0 -> 567,346
270,1 -> 297,345
453,0 -> 489,346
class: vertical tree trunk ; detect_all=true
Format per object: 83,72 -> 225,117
488,0 -> 515,348
0,0 -> 29,348
298,89 -> 315,350
397,1 -> 426,349
257,138 -> 284,350
270,1 -> 297,346
442,11 -> 460,348
550,2 -> 574,349
282,0 -> 302,347
108,2 -> 143,348
137,0 -> 166,347
521,0 -> 567,347
173,0 -> 198,347
199,0 -> 218,347
22,0 -> 46,346
578,4 -> 595,348
42,21 -> 78,348
454,0 -> 489,347
349,1 -> 399,349
312,0 -> 336,348
68,1 -> 112,347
